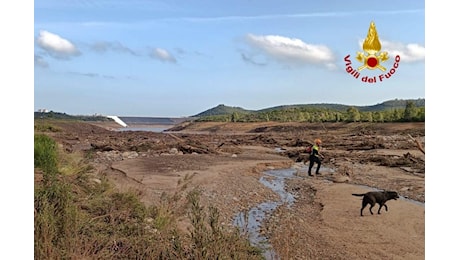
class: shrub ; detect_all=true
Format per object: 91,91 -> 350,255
34,134 -> 58,178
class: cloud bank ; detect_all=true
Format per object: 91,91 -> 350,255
244,34 -> 336,69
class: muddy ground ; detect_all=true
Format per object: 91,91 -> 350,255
44,120 -> 425,259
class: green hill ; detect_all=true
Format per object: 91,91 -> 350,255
359,98 -> 425,112
193,104 -> 254,117
193,98 -> 425,123
197,98 -> 425,116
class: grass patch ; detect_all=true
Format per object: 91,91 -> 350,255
34,122 -> 62,132
34,134 -> 58,179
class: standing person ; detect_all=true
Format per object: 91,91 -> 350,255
308,138 -> 324,176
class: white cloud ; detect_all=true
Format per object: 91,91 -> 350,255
90,41 -> 138,56
382,41 -> 425,63
245,34 -> 336,69
36,30 -> 81,59
150,48 -> 177,63
358,39 -> 425,63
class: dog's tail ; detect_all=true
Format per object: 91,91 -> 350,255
352,193 -> 365,197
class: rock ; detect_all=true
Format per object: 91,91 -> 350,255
122,151 -> 139,159
332,175 -> 350,183
91,178 -> 101,184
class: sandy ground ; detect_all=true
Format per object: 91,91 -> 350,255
45,120 -> 425,259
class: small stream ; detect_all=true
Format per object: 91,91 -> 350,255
233,165 -> 326,259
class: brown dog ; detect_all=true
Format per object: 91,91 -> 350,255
352,191 -> 399,216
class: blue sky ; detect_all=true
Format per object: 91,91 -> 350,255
34,0 -> 425,117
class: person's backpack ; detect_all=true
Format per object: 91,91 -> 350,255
306,145 -> 313,154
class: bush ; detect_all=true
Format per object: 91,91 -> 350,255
34,134 -> 58,177
34,179 -> 78,259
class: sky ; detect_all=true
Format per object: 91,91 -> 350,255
33,0 -> 426,117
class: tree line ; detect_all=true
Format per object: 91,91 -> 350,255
196,101 -> 424,123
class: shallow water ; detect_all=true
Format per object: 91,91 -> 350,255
233,166 -> 312,259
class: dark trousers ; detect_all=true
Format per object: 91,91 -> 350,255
308,156 -> 321,174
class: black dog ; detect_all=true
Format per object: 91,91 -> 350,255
352,191 -> 399,216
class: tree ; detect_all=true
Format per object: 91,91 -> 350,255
231,112 -> 239,122
403,101 -> 417,121
335,113 -> 341,122
363,112 -> 373,122
346,107 -> 361,122
374,112 -> 385,122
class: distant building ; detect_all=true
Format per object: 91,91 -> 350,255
37,109 -> 50,113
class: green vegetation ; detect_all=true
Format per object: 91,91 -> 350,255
196,100 -> 425,123
193,104 -> 253,117
34,111 -> 112,121
34,130 -> 262,259
34,134 -> 59,176
34,123 -> 62,133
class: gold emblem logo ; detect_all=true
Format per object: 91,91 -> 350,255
344,21 -> 400,83
356,21 -> 389,71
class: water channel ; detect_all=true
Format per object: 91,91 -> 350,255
233,164 -> 324,259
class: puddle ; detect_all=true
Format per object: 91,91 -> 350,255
233,165 -> 330,259
233,202 -> 279,259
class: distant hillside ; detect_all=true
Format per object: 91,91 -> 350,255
34,111 -> 112,121
258,103 -> 350,113
358,98 -> 425,112
196,98 -> 425,116
193,98 -> 425,123
193,104 -> 254,117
